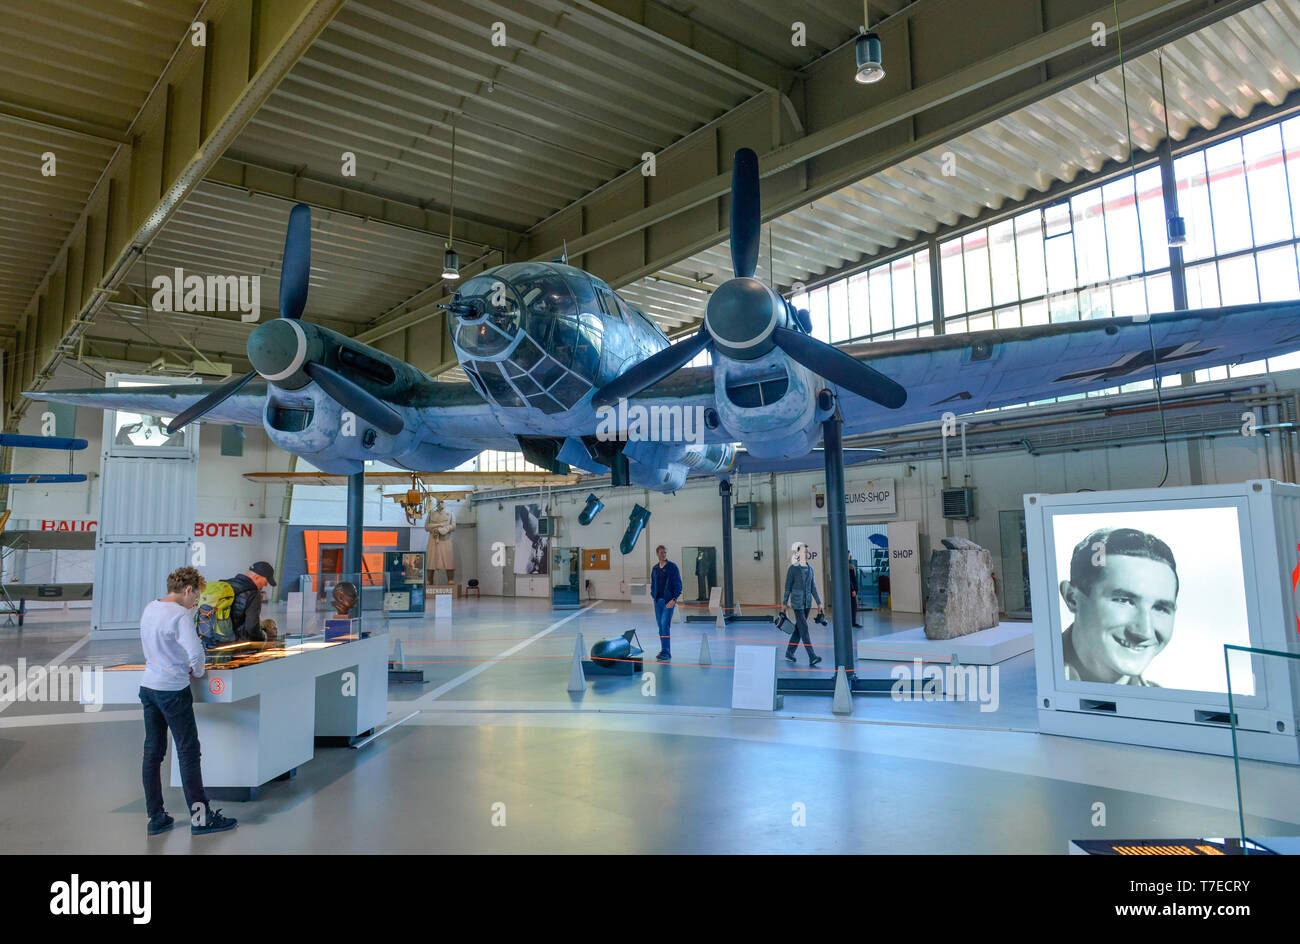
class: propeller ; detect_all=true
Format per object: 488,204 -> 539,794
165,202 -> 405,437
730,146 -> 761,280
166,370 -> 258,434
279,203 -> 311,320
770,327 -> 906,409
591,330 -> 710,408
591,148 -> 907,413
303,361 -> 402,435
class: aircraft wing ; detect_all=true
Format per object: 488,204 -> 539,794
23,379 -> 515,451
832,300 -> 1300,435
24,381 -> 269,426
627,301 -> 1300,439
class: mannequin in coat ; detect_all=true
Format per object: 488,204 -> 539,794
424,499 -> 456,584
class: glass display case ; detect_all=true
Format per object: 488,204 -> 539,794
682,546 -> 717,603
551,545 -> 580,608
1228,643 -> 1300,853
296,571 -> 385,642
104,636 -> 359,675
382,550 -> 425,618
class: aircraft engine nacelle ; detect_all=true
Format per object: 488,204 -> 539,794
261,383 -> 424,475
712,351 -> 829,459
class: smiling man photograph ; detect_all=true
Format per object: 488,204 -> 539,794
1058,527 -> 1179,686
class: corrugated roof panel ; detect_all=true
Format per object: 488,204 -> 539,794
623,0 -> 1300,333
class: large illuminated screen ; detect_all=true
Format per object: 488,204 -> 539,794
1050,506 -> 1255,695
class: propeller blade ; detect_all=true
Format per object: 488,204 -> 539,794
279,203 -> 312,320
591,331 -> 712,407
730,147 -> 761,279
304,361 -> 404,435
772,326 -> 907,410
165,370 -> 258,434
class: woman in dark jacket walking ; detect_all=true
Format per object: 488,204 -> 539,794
782,543 -> 824,666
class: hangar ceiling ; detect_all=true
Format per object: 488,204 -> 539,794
1,0 -> 1294,426
620,0 -> 1300,328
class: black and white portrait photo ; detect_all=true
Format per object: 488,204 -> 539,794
514,503 -> 548,576
1052,507 -> 1255,694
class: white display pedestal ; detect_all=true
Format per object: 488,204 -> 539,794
731,645 -> 782,712
857,622 -> 1034,666
90,634 -> 388,798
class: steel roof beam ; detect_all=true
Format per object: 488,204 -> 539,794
525,0 -> 1266,299
5,0 -> 347,429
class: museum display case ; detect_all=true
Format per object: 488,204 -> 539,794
1229,644 -> 1300,851
295,570 -> 382,641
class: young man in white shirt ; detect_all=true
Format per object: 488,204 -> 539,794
139,566 -> 237,836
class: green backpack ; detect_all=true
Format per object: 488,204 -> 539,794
196,580 -> 236,648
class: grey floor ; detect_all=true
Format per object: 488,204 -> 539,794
1,597 -> 1297,854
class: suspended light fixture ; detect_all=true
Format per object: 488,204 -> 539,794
1157,53 -> 1188,248
854,2 -> 884,84
1166,215 -> 1188,247
443,119 -> 461,280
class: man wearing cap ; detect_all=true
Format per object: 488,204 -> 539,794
227,561 -> 277,642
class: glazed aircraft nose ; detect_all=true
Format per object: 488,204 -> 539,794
247,319 -> 308,382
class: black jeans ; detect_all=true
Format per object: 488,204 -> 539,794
140,685 -> 209,823
785,608 -> 817,660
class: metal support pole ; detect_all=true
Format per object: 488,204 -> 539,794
719,477 -> 734,617
1158,138 -> 1189,312
271,454 -> 298,604
344,469 -> 364,578
822,408 -> 854,674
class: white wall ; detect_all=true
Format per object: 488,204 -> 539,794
5,368 -> 294,581
467,382 -> 1292,613
10,363 -> 1295,614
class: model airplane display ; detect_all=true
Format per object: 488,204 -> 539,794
25,148 -> 1300,491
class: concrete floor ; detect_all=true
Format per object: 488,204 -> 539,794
1,597 -> 1297,853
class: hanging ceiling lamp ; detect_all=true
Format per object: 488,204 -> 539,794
1158,54 -> 1187,248
442,120 -> 461,280
854,2 -> 884,84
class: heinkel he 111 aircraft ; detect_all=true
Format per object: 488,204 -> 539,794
25,148 -> 1300,490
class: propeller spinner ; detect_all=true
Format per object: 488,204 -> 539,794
166,204 -> 404,436
592,148 -> 906,412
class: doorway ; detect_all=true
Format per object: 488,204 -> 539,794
502,546 -> 516,597
846,523 -> 889,609
682,546 -> 718,602
998,510 -> 1031,619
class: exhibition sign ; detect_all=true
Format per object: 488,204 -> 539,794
38,519 -> 258,537
885,520 -> 921,612
811,476 -> 896,519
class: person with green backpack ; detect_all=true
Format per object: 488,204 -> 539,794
226,561 -> 277,642
195,579 -> 237,649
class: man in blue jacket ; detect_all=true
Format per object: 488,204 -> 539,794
650,544 -> 682,661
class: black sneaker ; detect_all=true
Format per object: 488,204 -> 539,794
192,809 -> 238,835
656,651 -> 671,661
809,655 -> 823,667
147,813 -> 174,836
785,653 -> 797,663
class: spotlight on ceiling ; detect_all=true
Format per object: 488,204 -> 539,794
1166,215 -> 1188,248
442,246 -> 461,280
854,30 -> 884,84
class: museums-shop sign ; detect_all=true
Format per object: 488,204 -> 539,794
811,477 -> 896,519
